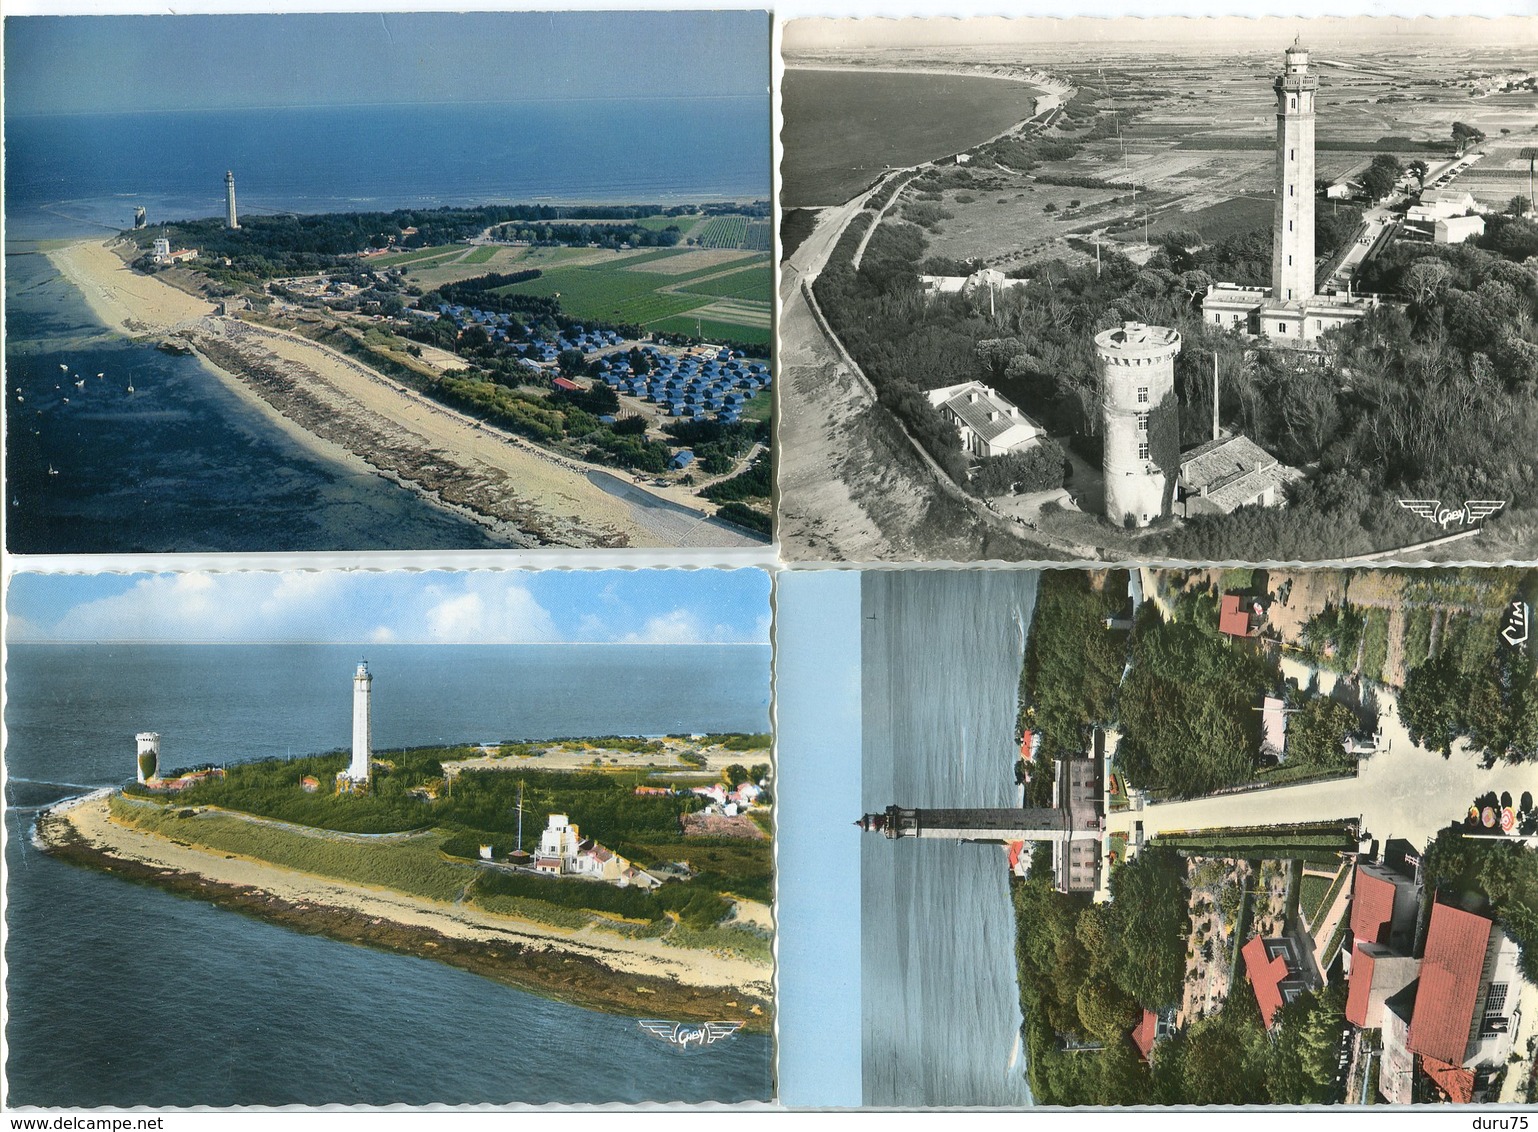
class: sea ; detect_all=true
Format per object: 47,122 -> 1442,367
780,69 -> 1044,210
3,641 -> 773,1107
3,99 -> 769,553
860,569 -> 1039,1108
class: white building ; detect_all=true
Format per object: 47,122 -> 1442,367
918,267 -> 1027,300
135,731 -> 161,784
926,381 -> 1045,460
1434,215 -> 1486,245
337,661 -> 373,793
1409,189 -> 1478,223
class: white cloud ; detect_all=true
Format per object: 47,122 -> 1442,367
368,625 -> 398,644
419,577 -> 557,643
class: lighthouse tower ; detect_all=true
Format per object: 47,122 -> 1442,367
135,732 -> 161,784
224,170 -> 240,230
349,661 -> 372,784
1096,321 -> 1182,528
1271,42 -> 1317,305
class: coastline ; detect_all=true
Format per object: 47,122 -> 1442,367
786,61 -> 1067,94
36,791 -> 772,1029
43,239 -> 756,550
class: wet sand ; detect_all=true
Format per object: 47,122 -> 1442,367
46,239 -> 760,549
37,792 -> 771,1028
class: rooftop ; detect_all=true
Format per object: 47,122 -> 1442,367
1179,434 -> 1301,513
1350,864 -> 1401,948
1407,901 -> 1493,1065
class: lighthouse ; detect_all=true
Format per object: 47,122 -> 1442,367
1096,321 -> 1182,528
857,751 -> 1108,895
349,661 -> 372,783
224,170 -> 240,230
1271,41 -> 1317,305
135,732 -> 161,784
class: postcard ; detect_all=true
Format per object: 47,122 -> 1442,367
4,568 -> 773,1105
778,16 -> 1538,564
777,566 -> 1538,1106
4,11 -> 773,554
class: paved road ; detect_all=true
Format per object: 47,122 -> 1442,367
1108,654 -> 1536,850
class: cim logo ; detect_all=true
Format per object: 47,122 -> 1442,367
638,1020 -> 745,1051
1503,600 -> 1531,649
1396,498 -> 1505,531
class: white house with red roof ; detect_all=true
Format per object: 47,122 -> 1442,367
1408,902 -> 1521,1071
1373,898 -> 1524,1103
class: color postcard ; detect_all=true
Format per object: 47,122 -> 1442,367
4,11 -> 773,554
4,568 -> 773,1105
778,16 -> 1538,564
777,566 -> 1538,1106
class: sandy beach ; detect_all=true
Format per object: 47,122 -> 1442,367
38,792 -> 771,1023
46,239 -> 757,549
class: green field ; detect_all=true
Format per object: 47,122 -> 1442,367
461,246 -> 497,264
649,315 -> 771,346
492,250 -> 774,340
377,244 -> 464,267
678,264 -> 772,301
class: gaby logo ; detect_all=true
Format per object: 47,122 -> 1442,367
1396,499 -> 1505,530
638,1020 -> 745,1051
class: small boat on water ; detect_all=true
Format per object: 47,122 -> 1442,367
58,363 -> 68,372
47,465 -> 58,476
126,384 -> 135,394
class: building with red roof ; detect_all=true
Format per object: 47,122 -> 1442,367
1242,934 -> 1314,1028
1350,861 -> 1418,950
1407,902 -> 1493,1066
1421,1056 -> 1476,1104
1218,594 -> 1254,638
1346,860 -> 1423,1028
1130,1009 -> 1158,1062
1129,1007 -> 1176,1063
1346,943 -> 1421,1029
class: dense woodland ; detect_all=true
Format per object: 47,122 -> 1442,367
1011,842 -> 1347,1105
1019,572 -> 1363,801
812,150 -> 1538,557
1117,597 -> 1275,797
129,201 -> 768,282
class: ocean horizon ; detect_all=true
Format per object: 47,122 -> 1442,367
5,99 -> 770,242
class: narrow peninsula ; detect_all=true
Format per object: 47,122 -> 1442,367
37,662 -> 773,1027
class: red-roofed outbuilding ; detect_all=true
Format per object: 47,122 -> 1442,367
1130,1008 -> 1158,1062
1421,1056 -> 1476,1104
1218,594 -> 1253,638
1407,902 -> 1494,1066
1350,864 -> 1399,946
1346,945 -> 1377,1027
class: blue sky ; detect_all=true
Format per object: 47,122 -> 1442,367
4,11 -> 770,116
6,568 -> 771,645
773,569 -> 862,1106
